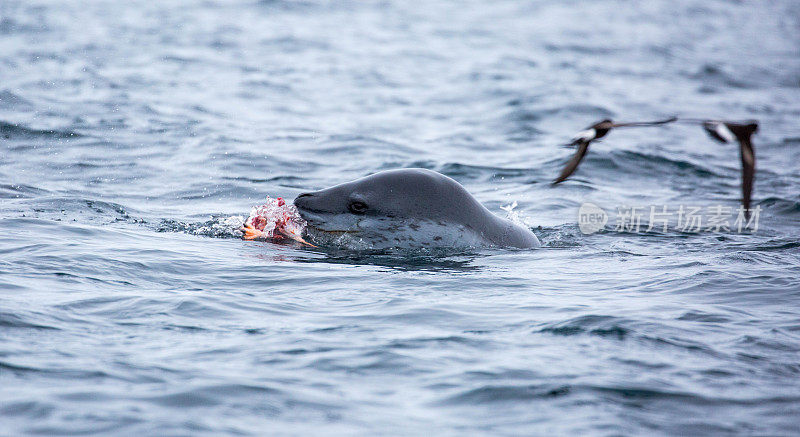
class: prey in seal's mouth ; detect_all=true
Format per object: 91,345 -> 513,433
240,196 -> 316,247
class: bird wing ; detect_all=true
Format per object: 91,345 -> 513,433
739,134 -> 755,215
701,121 -> 735,143
553,139 -> 591,184
700,121 -> 757,215
612,116 -> 678,128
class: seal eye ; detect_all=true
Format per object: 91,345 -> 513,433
348,201 -> 368,215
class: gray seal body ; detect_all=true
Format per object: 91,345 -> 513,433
293,168 -> 540,249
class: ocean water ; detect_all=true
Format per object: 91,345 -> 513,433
1,0 -> 799,435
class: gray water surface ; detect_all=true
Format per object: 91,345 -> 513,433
1,0 -> 800,435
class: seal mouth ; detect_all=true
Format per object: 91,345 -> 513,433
295,206 -> 359,235
294,205 -> 324,224
305,224 -> 358,235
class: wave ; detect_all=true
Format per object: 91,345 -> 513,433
759,196 -> 800,216
0,183 -> 50,199
548,149 -> 724,181
0,311 -> 60,330
0,90 -> 34,110
438,381 -> 800,406
0,17 -> 48,35
538,314 -> 633,339
156,216 -> 246,239
0,120 -> 82,140
5,197 -> 137,225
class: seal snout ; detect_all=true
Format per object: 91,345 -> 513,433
293,191 -> 336,230
294,192 -> 314,210
294,192 -> 324,217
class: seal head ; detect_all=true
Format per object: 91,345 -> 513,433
294,168 -> 540,249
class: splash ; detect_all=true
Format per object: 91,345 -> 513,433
501,200 -> 529,228
241,197 -> 315,246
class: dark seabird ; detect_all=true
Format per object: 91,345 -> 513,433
697,120 -> 758,218
552,117 -> 677,184
552,116 -> 759,218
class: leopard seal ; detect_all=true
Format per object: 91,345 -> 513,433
293,168 -> 540,249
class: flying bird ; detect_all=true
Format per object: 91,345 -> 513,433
553,116 -> 759,217
552,117 -> 677,184
696,119 -> 758,218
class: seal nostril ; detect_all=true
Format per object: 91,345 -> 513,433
294,192 -> 314,210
